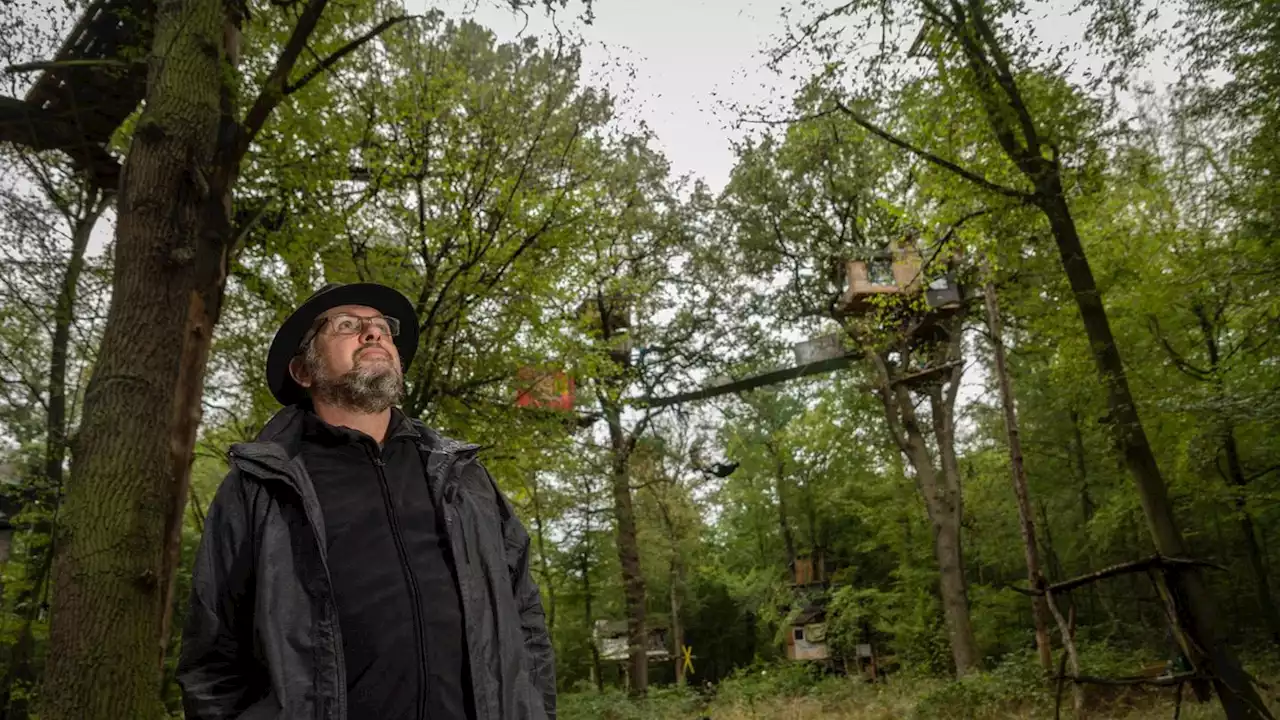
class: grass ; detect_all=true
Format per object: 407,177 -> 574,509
558,656 -> 1280,720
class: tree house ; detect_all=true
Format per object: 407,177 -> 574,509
835,239 -> 962,316
836,240 -> 924,313
0,0 -> 153,188
786,605 -> 831,661
833,239 -> 967,367
792,551 -> 834,588
786,552 -> 837,663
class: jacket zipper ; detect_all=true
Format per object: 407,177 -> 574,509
370,450 -> 430,720
423,447 -> 493,720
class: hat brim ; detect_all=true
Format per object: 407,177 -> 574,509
266,283 -> 419,407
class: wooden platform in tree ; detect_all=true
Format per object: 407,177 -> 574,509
0,0 -> 152,187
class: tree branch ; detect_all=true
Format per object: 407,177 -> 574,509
286,15 -> 419,95
236,0 -> 332,164
831,100 -> 1032,201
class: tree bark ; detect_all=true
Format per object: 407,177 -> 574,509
914,452 -> 979,675
1038,189 -> 1268,718
37,0 -> 228,713
605,409 -> 648,695
923,386 -> 981,677
859,331 -> 979,677
983,277 -> 1054,672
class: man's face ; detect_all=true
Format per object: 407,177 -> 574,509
290,304 -> 404,413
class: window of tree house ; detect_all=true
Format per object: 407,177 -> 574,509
868,259 -> 894,286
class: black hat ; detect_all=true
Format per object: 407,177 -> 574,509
266,282 -> 419,406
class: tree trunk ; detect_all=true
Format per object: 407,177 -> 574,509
582,545 -> 603,692
1038,189 -> 1268,718
38,0 -> 229,713
0,182 -> 109,719
984,277 -> 1054,672
923,317 -> 981,676
529,472 -> 556,633
921,391 -> 981,677
773,454 -> 797,575
671,555 -> 685,687
605,415 -> 648,696
45,188 -> 110,496
1234,477 -> 1279,646
1192,304 -> 1280,648
893,383 -> 978,673
861,339 -> 979,677
1069,411 -> 1095,524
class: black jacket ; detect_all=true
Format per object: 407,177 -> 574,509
177,405 -> 556,720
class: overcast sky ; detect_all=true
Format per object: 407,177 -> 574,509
424,0 -> 801,192
425,0 -> 1184,193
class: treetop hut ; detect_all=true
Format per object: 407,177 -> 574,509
0,0 -> 152,188
833,237 -> 964,317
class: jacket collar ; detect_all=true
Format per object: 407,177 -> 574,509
229,404 -> 480,481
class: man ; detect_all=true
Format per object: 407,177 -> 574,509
178,282 -> 555,720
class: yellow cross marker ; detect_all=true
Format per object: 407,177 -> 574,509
682,644 -> 695,675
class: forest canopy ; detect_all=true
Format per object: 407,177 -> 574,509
0,0 -> 1277,717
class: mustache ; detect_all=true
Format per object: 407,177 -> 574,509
354,343 -> 392,361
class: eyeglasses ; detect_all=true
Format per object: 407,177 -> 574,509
322,313 -> 400,337
300,313 -> 400,353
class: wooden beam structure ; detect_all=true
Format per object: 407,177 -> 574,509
641,352 -> 861,409
0,0 -> 152,187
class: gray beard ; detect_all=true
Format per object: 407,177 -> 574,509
308,350 -> 404,414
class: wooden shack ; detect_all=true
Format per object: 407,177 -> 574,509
834,239 -> 963,316
785,552 -> 836,663
786,605 -> 831,661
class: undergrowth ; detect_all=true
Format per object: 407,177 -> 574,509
559,649 -> 1280,719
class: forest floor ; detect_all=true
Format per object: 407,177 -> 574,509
558,661 -> 1280,719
